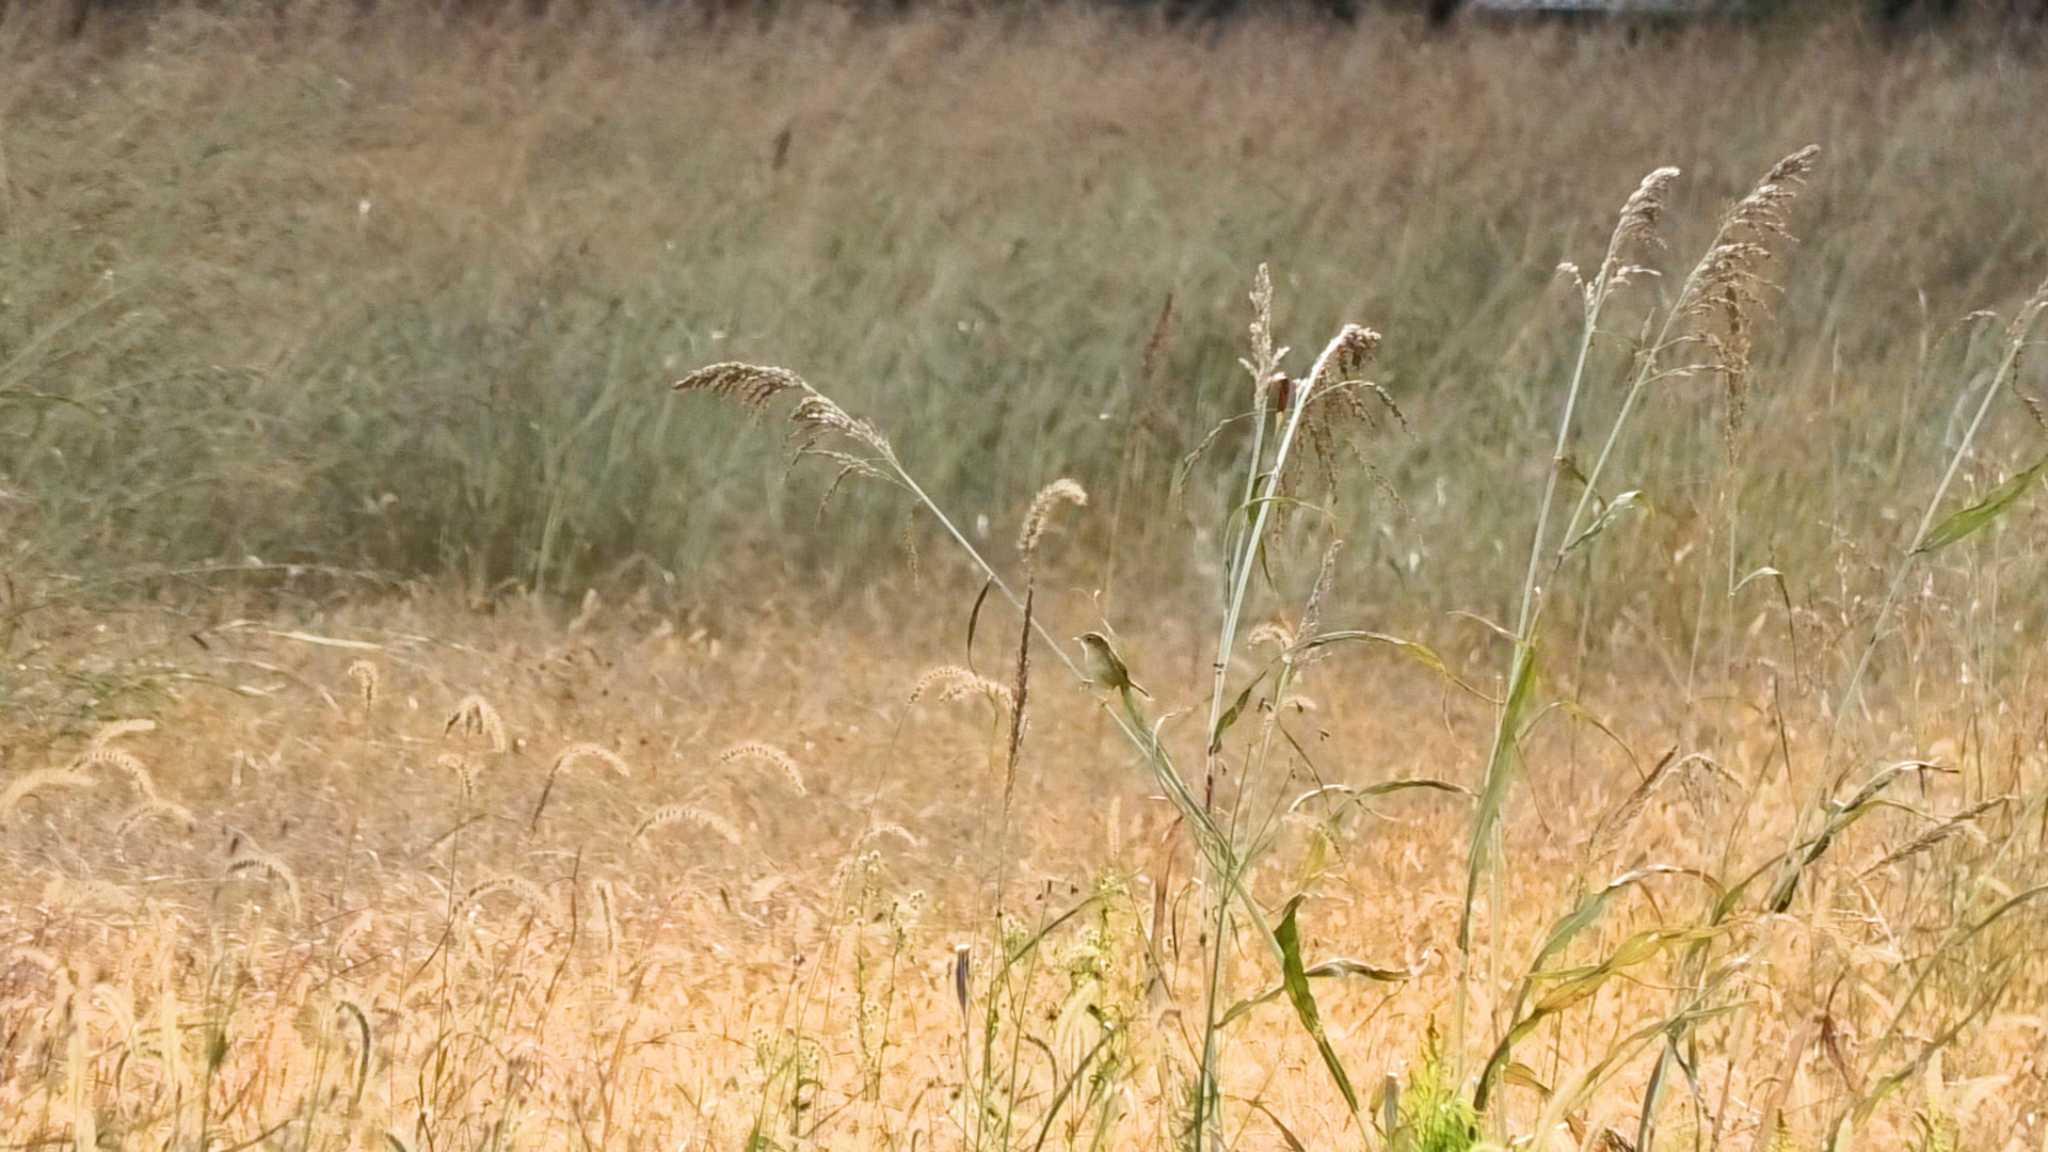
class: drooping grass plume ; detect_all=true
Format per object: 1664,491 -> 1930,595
908,665 -> 1015,711
115,797 -> 198,843
635,804 -> 743,847
82,745 -> 158,799
220,849 -> 303,920
0,768 -> 95,819
720,742 -> 807,796
445,694 -> 509,753
552,742 -> 632,779
435,752 -> 480,800
87,719 -> 156,751
461,875 -> 555,920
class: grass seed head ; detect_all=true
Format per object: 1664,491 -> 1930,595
445,694 -> 508,752
908,665 -> 1015,710
436,752 -> 480,799
553,742 -> 631,779
83,745 -> 159,799
1017,478 -> 1088,562
346,659 -> 381,711
222,850 -> 303,920
0,768 -> 96,819
635,803 -> 743,846
88,719 -> 156,751
720,741 -> 806,796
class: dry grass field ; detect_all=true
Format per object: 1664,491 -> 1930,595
5,4 -> 2048,1151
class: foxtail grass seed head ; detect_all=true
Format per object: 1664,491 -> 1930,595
553,742 -> 632,779
853,822 -> 922,851
0,768 -> 95,818
222,850 -> 303,919
436,752 -> 480,799
346,659 -> 380,711
1017,478 -> 1088,561
462,876 -> 553,919
445,694 -> 509,752
720,741 -> 807,796
83,745 -> 158,799
635,804 -> 743,846
88,719 -> 156,751
115,797 -> 198,842
909,665 -> 1016,711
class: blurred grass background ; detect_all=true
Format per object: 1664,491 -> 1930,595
2,3 -> 2045,636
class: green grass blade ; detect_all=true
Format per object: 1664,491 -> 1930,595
1913,456 -> 2048,554
1274,896 -> 1363,1119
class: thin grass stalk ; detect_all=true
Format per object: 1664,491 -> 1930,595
1823,286 -> 2047,783
1189,327 -> 1348,1152
1458,223 -> 1619,1070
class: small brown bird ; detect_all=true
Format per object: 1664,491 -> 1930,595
1077,631 -> 1150,699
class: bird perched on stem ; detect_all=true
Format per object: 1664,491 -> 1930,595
1078,631 -> 1150,700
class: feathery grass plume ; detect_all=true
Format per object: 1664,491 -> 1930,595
88,718 -> 156,751
444,693 -> 508,752
1597,166 -> 1684,296
672,361 -> 808,410
1677,146 -> 1822,448
435,752 -> 480,799
461,875 -> 553,917
853,821 -> 923,851
115,797 -> 197,842
82,745 -> 158,799
346,659 -> 380,711
222,850 -> 303,919
1017,478 -> 1088,563
1287,325 -> 1402,503
720,741 -> 806,796
908,665 -> 1015,711
635,803 -> 743,846
0,768 -> 95,818
553,742 -> 632,779
525,742 -> 629,835
675,362 -> 897,495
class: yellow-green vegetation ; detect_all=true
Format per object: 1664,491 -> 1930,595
3,5 -> 2048,1152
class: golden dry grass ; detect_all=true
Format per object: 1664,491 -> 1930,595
5,6 -> 2048,1152
1,579 -> 2042,1149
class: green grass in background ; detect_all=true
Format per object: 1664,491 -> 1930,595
2,4 -> 2045,635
